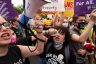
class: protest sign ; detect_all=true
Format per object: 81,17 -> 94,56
0,0 -> 18,21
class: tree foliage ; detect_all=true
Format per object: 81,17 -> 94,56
15,5 -> 23,14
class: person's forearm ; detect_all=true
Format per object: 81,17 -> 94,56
36,33 -> 48,43
79,21 -> 94,43
35,40 -> 45,54
18,40 -> 45,58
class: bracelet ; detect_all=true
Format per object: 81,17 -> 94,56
28,41 -> 38,53
32,29 -> 37,35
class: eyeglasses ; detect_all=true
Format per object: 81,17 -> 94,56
0,22 -> 10,30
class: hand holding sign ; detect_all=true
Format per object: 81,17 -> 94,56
25,0 -> 50,18
19,0 -> 51,26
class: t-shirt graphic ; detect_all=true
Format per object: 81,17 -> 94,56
46,53 -> 64,64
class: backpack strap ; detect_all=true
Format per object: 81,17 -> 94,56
64,45 -> 70,64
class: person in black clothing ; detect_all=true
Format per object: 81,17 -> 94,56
70,15 -> 88,64
45,26 -> 76,64
11,18 -> 23,38
39,9 -> 96,64
11,18 -> 31,64
0,16 -> 47,64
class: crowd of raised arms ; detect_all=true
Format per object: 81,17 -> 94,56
0,9 -> 96,64
0,0 -> 96,64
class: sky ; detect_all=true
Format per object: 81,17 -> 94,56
11,0 -> 23,7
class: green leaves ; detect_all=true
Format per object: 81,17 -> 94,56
15,5 -> 23,14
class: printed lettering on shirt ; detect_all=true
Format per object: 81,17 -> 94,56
14,59 -> 23,64
46,53 -> 64,64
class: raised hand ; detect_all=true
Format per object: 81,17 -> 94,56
90,9 -> 96,22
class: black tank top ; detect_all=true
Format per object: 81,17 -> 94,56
0,45 -> 24,64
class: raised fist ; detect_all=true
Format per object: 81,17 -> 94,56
47,28 -> 58,36
90,9 -> 96,22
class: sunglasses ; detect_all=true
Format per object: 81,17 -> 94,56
0,22 -> 10,30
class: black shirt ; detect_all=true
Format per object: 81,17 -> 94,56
46,42 -> 76,64
0,45 -> 23,64
46,44 -> 65,64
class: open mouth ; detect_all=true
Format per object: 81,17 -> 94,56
1,33 -> 10,39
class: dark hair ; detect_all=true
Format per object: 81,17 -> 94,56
58,26 -> 71,46
72,15 -> 86,23
11,19 -> 17,24
72,15 -> 78,23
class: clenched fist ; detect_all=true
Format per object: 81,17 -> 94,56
90,9 -> 96,22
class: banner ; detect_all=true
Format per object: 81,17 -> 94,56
0,0 -> 18,21
74,0 -> 96,15
64,0 -> 74,17
42,0 -> 65,13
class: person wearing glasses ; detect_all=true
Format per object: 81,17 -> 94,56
0,16 -> 47,64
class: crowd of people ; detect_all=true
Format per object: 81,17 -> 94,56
0,8 -> 96,64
